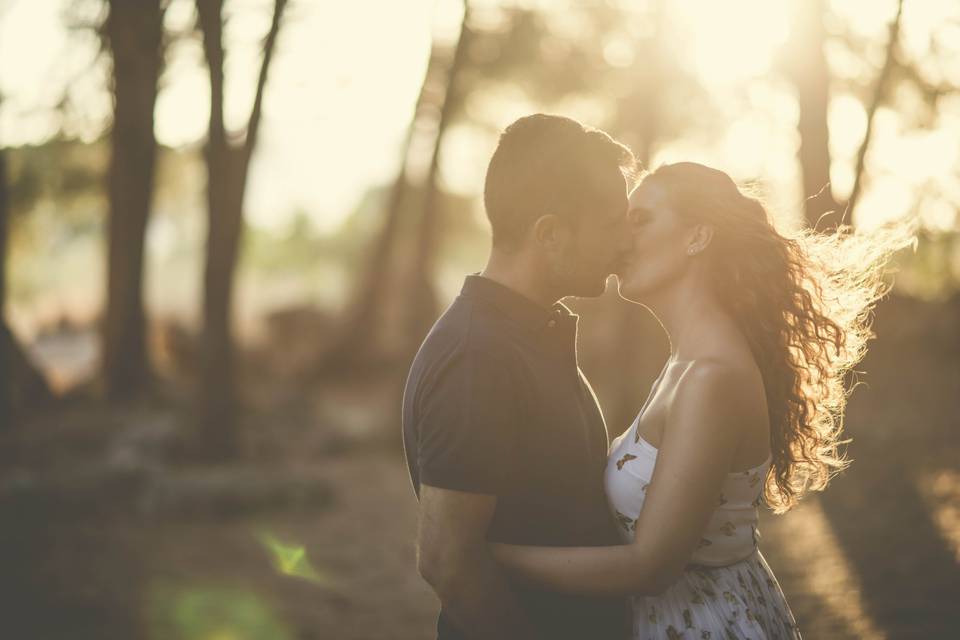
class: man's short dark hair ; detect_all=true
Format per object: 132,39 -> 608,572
483,113 -> 636,251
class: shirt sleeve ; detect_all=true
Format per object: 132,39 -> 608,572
415,345 -> 522,496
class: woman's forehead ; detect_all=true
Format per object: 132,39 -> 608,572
628,180 -> 669,209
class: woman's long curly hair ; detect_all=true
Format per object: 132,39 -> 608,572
644,162 -> 914,513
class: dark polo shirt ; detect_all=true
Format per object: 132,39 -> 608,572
402,274 -> 628,640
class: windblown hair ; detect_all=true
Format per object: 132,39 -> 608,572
644,162 -> 914,513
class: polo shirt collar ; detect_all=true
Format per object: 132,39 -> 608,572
460,274 -> 576,332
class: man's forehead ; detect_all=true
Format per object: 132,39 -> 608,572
590,163 -> 628,191
601,185 -> 629,218
583,172 -> 627,208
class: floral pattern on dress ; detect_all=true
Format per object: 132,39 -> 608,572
629,552 -> 801,639
607,409 -> 798,638
617,453 -> 639,470
615,509 -> 637,532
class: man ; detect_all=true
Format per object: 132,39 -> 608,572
402,113 -> 636,639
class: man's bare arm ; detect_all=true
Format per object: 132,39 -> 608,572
417,484 -> 543,640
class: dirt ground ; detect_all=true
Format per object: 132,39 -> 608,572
2,443 -> 957,640
2,294 -> 958,639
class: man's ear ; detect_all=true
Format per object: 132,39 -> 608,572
533,214 -> 566,249
686,223 -> 714,256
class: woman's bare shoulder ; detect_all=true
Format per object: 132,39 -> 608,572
669,357 -> 765,423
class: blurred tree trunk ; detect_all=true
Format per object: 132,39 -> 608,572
405,2 -> 472,347
847,0 -> 904,222
317,114 -> 416,372
607,2 -> 666,430
318,13 -> 462,372
195,0 -> 288,460
0,148 -> 51,428
611,1 -> 665,171
784,0 -> 841,229
101,0 -> 164,399
0,146 -> 12,425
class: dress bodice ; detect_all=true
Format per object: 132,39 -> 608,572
604,412 -> 770,567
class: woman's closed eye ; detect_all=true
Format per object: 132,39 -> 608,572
629,207 -> 652,226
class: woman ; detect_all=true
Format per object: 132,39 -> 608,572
491,162 -> 910,639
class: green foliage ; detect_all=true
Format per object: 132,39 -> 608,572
146,581 -> 293,640
256,530 -> 335,587
6,136 -> 108,222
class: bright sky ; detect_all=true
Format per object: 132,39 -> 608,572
1,0 -> 958,233
0,0 -> 461,231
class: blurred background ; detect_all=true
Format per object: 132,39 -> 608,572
0,0 -> 958,638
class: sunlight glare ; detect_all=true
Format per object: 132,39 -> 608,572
830,0 -> 900,41
774,499 -> 887,639
670,0 -> 790,85
917,469 -> 960,564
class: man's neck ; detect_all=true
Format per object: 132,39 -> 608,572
480,251 -> 558,309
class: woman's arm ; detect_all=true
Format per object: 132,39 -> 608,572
491,361 -> 754,597
490,539 -> 656,596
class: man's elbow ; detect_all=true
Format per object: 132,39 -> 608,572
418,546 -> 474,598
417,549 -> 447,591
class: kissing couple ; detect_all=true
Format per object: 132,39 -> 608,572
402,113 -> 901,640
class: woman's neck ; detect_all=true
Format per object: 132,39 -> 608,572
645,276 -> 730,363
